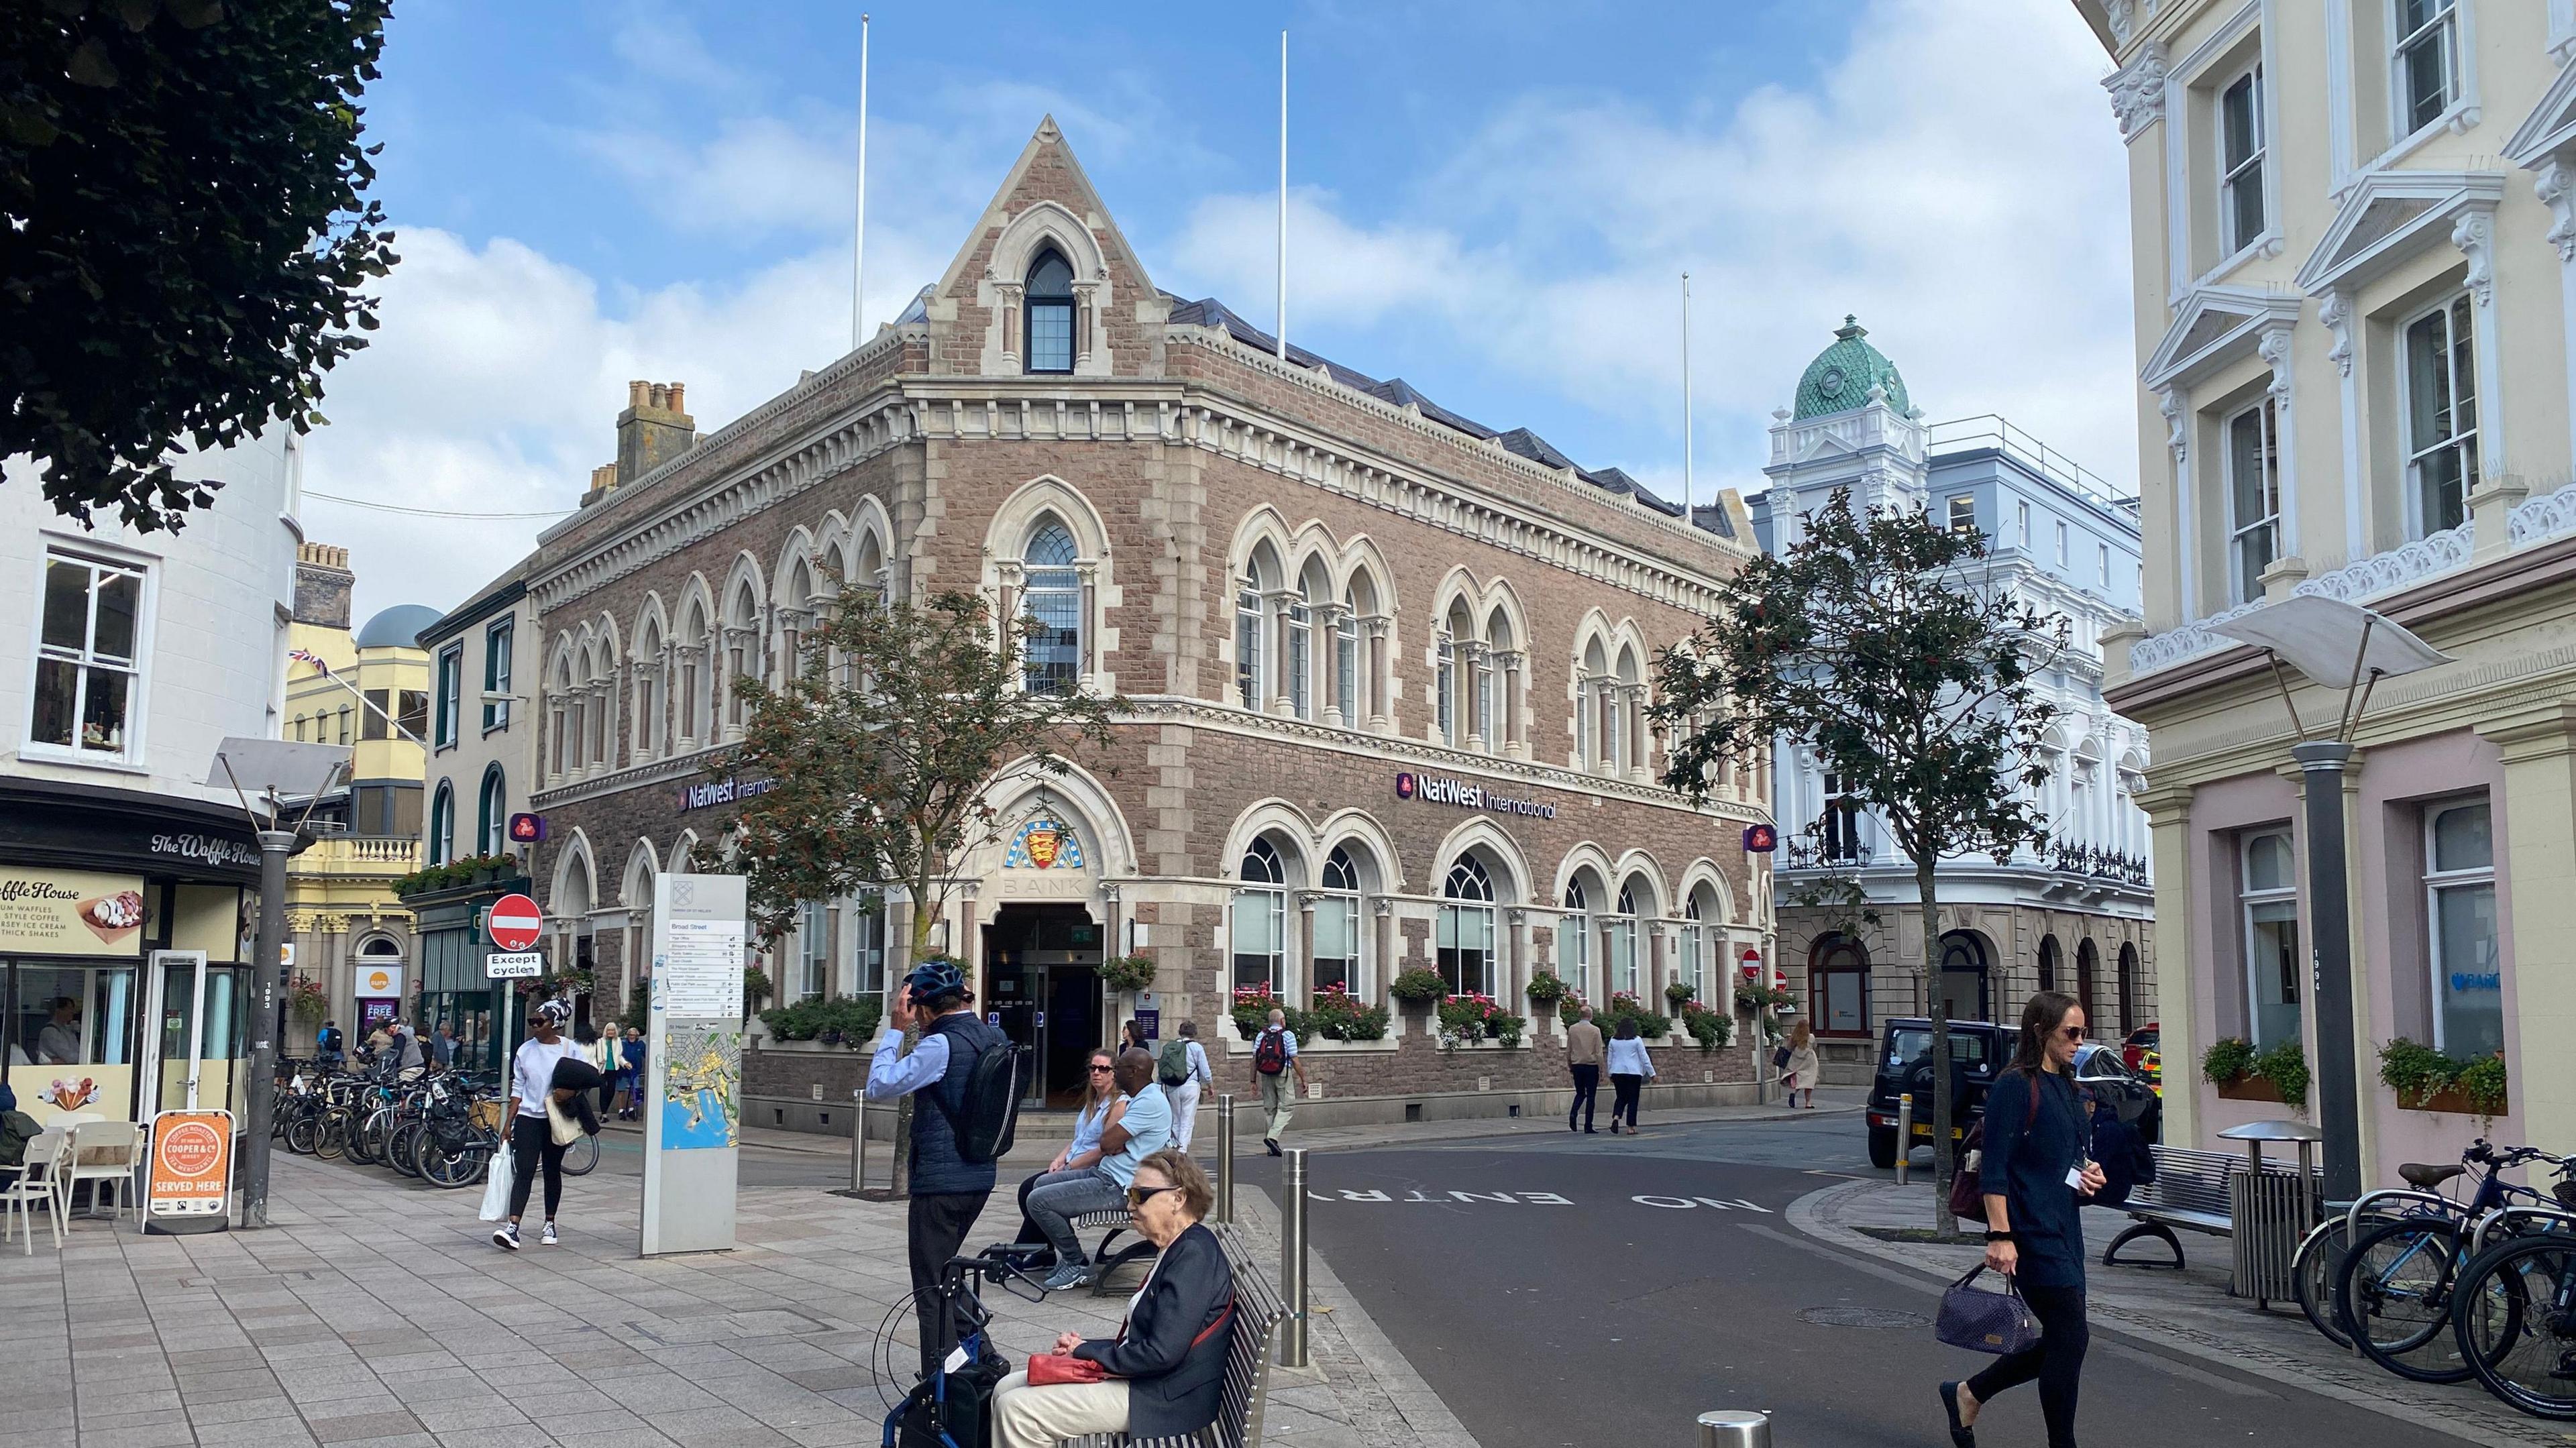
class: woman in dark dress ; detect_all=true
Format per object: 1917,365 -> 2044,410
1941,989 -> 2104,1448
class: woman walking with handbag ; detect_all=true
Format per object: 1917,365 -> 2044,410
494,1000 -> 588,1250
1778,1020 -> 1819,1108
1939,989 -> 2102,1448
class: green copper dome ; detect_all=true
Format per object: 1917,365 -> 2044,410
1792,315 -> 1911,421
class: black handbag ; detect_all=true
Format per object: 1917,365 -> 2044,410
1935,1266 -> 2043,1356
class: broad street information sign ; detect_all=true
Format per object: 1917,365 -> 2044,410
641,872 -> 744,1256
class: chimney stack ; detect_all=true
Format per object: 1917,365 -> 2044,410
580,463 -> 620,508
293,541 -> 354,629
616,378 -> 697,488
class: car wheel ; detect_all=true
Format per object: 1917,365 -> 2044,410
1868,1125 -> 1898,1170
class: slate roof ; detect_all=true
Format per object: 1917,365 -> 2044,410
1165,294 -> 1716,533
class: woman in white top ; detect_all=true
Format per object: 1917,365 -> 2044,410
494,999 -> 586,1249
1603,1017 -> 1658,1135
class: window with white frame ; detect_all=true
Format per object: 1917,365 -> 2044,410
848,902 -> 887,996
31,547 -> 145,761
795,900 -> 828,1001
2423,798 -> 2499,1056
1608,883 -> 1640,998
2402,294 -> 2477,537
1021,518 -> 1083,695
476,765 -> 508,856
1560,879 -> 1593,997
434,643 -> 462,748
2226,397 -> 2281,604
482,618 -> 514,731
1334,609 -> 1358,728
2394,0 -> 2461,137
2017,500 -> 2033,549
1438,855 -> 1495,997
2097,542 -> 2111,588
1233,838 -> 1287,993
1313,846 -> 1362,995
2220,64 -> 2267,254
1947,495 -> 1976,535
2239,828 -> 2301,1049
1285,591 -> 1311,720
427,781 -> 455,866
1236,582 -> 1264,710
1435,632 -> 1456,744
1680,897 -> 1705,1003
2054,519 -> 2070,569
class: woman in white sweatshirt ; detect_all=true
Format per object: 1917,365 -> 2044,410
1603,1017 -> 1657,1135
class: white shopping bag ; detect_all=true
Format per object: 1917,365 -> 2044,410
478,1139 -> 516,1222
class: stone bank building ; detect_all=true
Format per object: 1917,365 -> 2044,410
515,120 -> 1775,1129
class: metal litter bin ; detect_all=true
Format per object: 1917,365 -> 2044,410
2218,1119 -> 2323,1308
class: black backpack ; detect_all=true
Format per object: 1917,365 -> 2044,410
932,1031 -> 1027,1165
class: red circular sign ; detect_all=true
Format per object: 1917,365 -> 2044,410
488,893 -> 543,951
1740,948 -> 1764,982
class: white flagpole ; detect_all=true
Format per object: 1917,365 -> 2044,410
1277,29 -> 1289,361
1682,271 -> 1694,516
852,13 -> 870,351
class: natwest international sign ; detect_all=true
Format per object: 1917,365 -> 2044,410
1394,771 -> 1558,820
679,775 -> 779,812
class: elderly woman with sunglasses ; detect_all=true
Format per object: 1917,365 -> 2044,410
991,1148 -> 1236,1448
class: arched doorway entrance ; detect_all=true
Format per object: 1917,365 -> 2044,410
2037,934 -> 2061,994
2116,942 -> 2140,1036
982,902 -> 1102,1108
2076,939 -> 2102,1030
1937,931 -> 1991,1023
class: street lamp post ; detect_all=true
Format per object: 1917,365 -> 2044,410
2212,597 -> 2449,1204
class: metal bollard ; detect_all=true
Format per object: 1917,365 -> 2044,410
1217,1094 -> 1236,1225
1697,1409 -> 1772,1447
1282,1147 -> 1309,1368
850,1089 -> 867,1193
1896,1093 -> 1913,1186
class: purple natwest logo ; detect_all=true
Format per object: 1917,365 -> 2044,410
1394,772 -> 1418,800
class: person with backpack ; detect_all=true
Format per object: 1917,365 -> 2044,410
1939,990 -> 2103,1448
866,958 -> 1017,1378
1247,1008 -> 1307,1156
1161,1021 -> 1214,1151
1026,1048 -> 1171,1290
315,1019 -> 344,1070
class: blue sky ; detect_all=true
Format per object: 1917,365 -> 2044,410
305,0 -> 2134,618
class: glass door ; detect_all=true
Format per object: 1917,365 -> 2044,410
145,952 -> 246,1117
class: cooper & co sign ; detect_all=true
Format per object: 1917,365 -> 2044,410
1394,771 -> 1558,820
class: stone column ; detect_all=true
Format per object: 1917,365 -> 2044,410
994,559 -> 1024,659
1266,590 -> 1301,716
1075,561 -> 1100,684
2137,783 -> 2198,1148
2479,704 -> 2576,1156
1371,897 -> 1394,1007
1364,617 -> 1391,731
1295,891 -> 1319,1010
1493,650 -> 1525,758
1462,642 -> 1491,750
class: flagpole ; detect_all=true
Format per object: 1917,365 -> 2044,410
1277,29 -> 1289,361
1682,271 -> 1694,516
852,13 -> 870,351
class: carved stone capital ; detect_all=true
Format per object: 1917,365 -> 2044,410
2257,325 -> 2296,403
2452,207 -> 2498,307
2102,40 -> 2167,142
2538,156 -> 2576,264
2319,290 -> 2355,378
2156,387 -> 2188,463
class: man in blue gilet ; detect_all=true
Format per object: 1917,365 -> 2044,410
867,958 -> 1008,1379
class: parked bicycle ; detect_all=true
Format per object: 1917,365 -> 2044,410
2332,1145 -> 2576,1386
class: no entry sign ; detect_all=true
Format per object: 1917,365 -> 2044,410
488,893 -> 543,951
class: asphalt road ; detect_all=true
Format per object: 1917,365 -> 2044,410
1234,1113 -> 2463,1448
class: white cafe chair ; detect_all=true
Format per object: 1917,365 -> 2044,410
60,1119 -> 142,1225
3,1131 -> 68,1252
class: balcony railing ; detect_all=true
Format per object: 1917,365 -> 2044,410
1927,414 -> 2133,512
2049,842 -> 2149,887
1782,838 -> 1874,871
297,834 -> 422,873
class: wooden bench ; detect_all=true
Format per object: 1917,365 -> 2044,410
1060,1223 -> 1290,1448
2102,1144 -> 2235,1270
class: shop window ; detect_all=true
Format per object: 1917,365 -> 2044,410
1560,879 -> 1591,999
1313,846 -> 1361,995
434,645 -> 462,748
30,547 -> 144,761
1233,838 -> 1287,993
483,619 -> 514,730
1438,855 -> 1495,997
8,963 -> 136,1071
1021,518 -> 1082,695
2424,798 -> 2499,1056
1813,935 -> 1870,1036
1024,248 -> 1075,374
2239,828 -> 2301,1049
2403,294 -> 2477,539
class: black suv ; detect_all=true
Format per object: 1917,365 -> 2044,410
1864,1017 -> 2008,1170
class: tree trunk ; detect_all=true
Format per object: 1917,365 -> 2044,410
1920,856 -> 1957,1239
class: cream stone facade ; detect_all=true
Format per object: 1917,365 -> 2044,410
2082,0 -> 2576,1173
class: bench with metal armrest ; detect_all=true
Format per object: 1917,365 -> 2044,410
1057,1223 -> 1289,1448
2102,1144 -> 2234,1270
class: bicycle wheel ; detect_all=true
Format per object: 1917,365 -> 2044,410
560,1132 -> 600,1177
2341,1217 -> 2477,1383
2297,1217 -> 2360,1347
352,1108 -> 389,1166
314,1108 -> 349,1162
2457,1233 -> 2576,1419
421,1131 -> 490,1190
284,1111 -> 318,1156
388,1120 -> 425,1178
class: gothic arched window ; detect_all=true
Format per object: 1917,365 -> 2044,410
1232,837 -> 1287,993
1439,855 -> 1495,997
1025,249 -> 1075,374
1021,518 -> 1082,695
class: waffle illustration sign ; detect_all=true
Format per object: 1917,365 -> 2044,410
147,1109 -> 234,1221
0,869 -> 146,956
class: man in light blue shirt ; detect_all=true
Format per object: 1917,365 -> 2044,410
1026,1048 -> 1172,1290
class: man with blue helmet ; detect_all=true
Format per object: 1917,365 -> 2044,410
867,955 -> 1009,1378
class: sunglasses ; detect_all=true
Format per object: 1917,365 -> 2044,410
2059,1025 -> 2086,1040
1089,1063 -> 1115,1074
1126,1184 -> 1179,1209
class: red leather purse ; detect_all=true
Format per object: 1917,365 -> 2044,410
1026,1353 -> 1107,1386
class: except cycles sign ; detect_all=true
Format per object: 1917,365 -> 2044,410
146,1109 -> 233,1220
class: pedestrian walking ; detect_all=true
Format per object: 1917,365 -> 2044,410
616,1027 -> 645,1119
316,1019 -> 344,1069
579,1021 -> 618,1119
1939,989 -> 2102,1448
1163,1021 -> 1213,1151
1563,1005 -> 1605,1133
1122,1018 -> 1150,1053
1248,1008 -> 1307,1156
1779,1019 -> 1819,1108
493,1000 -> 587,1250
1603,1017 -> 1655,1133
1026,1048 -> 1173,1290
864,958 -> 1013,1380
432,1022 -> 458,1069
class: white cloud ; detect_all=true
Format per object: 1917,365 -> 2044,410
1165,0 -> 2136,494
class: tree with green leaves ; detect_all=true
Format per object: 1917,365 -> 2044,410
706,586 -> 1121,1191
1655,490 -> 2063,1234
2,0 -> 398,531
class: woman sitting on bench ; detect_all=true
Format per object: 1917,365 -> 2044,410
991,1149 -> 1236,1448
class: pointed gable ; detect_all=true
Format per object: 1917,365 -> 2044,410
923,116 -> 1172,378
